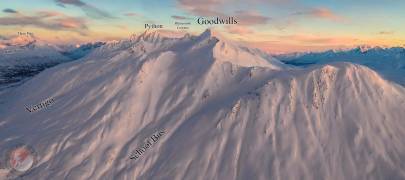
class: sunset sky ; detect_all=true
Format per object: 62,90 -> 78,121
1,0 -> 404,53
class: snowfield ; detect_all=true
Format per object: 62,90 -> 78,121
1,30 -> 405,180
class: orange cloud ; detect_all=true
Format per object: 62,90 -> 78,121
55,0 -> 114,19
293,8 -> 346,22
312,8 -> 345,22
234,10 -> 270,25
276,34 -> 358,44
0,11 -> 88,35
225,26 -> 254,35
247,40 -> 353,54
243,33 -> 361,53
124,12 -> 141,17
177,0 -> 227,16
58,17 -> 86,28
177,0 -> 271,26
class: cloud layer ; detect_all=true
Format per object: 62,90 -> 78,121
292,8 -> 346,22
177,0 -> 226,16
55,0 -> 114,19
0,11 -> 88,35
171,15 -> 193,20
3,8 -> 18,14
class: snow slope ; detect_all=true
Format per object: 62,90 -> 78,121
0,30 -> 405,180
277,46 -> 405,85
61,42 -> 106,60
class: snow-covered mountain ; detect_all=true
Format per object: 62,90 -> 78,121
276,46 -> 405,85
61,42 -> 106,60
0,34 -> 71,67
1,30 -> 405,180
0,34 -> 70,91
90,30 -> 286,69
0,34 -> 104,91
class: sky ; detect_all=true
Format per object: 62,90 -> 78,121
0,0 -> 404,53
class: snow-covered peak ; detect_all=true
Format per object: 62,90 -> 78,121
61,42 -> 106,60
277,45 -> 405,85
89,29 -> 287,69
357,45 -> 374,53
182,33 -> 192,39
0,33 -> 38,48
195,29 -> 231,42
196,30 -> 288,69
0,34 -> 72,67
129,33 -> 137,42
10,33 -> 37,47
94,30 -> 174,56
198,29 -> 213,40
136,30 -> 166,43
338,45 -> 395,54
212,39 -> 288,69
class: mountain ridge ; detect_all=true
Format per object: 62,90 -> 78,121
1,29 -> 405,179
90,29 -> 287,69
277,46 -> 405,85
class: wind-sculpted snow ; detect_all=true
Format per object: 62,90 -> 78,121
1,30 -> 405,180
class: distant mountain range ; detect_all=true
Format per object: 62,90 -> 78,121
276,46 -> 405,85
0,34 -> 104,91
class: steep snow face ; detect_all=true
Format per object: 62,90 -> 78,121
277,46 -> 405,85
1,30 -> 405,180
211,36 -> 288,69
213,41 -> 287,69
192,29 -> 288,69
